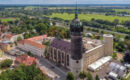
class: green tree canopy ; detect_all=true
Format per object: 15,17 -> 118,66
66,72 -> 75,80
86,72 -> 93,80
79,71 -> 87,80
0,64 -> 49,80
0,59 -> 13,69
95,75 -> 100,80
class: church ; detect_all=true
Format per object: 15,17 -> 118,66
47,4 -> 113,78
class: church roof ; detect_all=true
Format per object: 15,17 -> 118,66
50,38 -> 71,54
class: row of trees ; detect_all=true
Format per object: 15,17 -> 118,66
82,18 -> 130,34
66,71 -> 99,80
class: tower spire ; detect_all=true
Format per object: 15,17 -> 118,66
75,0 -> 78,19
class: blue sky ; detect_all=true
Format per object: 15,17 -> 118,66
0,0 -> 130,4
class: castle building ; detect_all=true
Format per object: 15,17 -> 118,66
48,35 -> 113,70
47,4 -> 113,79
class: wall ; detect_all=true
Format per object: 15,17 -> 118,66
83,45 -> 105,70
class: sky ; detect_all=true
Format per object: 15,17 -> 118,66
0,0 -> 130,4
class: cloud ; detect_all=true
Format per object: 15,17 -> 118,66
0,0 -> 130,4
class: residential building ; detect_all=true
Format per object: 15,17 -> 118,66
3,33 -> 24,43
18,35 -> 47,57
15,54 -> 37,66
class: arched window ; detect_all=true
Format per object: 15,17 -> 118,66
62,53 -> 64,63
67,55 -> 69,66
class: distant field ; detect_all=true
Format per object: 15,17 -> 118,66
24,6 -> 40,10
114,9 -> 130,13
50,13 -> 130,23
0,18 -> 18,22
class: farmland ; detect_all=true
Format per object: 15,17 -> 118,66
50,13 -> 130,22
114,9 -> 130,13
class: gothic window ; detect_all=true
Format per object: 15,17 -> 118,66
62,53 -> 64,63
50,48 -> 53,58
54,49 -> 57,59
67,55 -> 69,66
58,51 -> 61,62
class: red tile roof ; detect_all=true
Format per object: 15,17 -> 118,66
16,54 -> 37,66
18,39 -> 45,49
5,34 -> 13,39
18,40 -> 24,45
24,40 -> 45,49
27,36 -> 43,41
27,35 -> 47,41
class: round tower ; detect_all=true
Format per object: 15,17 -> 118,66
70,2 -> 83,79
103,34 -> 113,56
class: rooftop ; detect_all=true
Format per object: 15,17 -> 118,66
4,34 -> 13,39
18,35 -> 48,49
15,54 -> 37,66
18,39 -> 45,49
50,37 -> 102,54
51,38 -> 71,53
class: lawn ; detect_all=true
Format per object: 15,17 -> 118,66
0,18 -> 18,22
50,13 -> 130,23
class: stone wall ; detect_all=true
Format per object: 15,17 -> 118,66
83,45 -> 105,70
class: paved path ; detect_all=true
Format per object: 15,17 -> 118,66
37,56 -> 68,80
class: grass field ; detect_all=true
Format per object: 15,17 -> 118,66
0,18 -> 17,22
50,13 -> 130,23
114,9 -> 130,13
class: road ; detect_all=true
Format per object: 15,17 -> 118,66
36,56 -> 68,80
86,26 -> 128,36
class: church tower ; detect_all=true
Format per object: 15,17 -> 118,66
70,1 -> 83,79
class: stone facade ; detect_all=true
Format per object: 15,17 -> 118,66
83,45 -> 104,70
48,34 -> 113,71
48,46 -> 71,69
103,34 -> 113,56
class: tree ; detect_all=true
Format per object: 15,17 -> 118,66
113,19 -> 119,31
17,36 -> 22,41
35,23 -> 48,35
0,64 -> 49,80
27,51 -> 34,57
66,72 -> 75,80
86,72 -> 93,80
125,36 -> 130,51
116,41 -> 126,52
33,73 -> 49,80
0,59 -> 13,69
124,52 -> 130,64
79,71 -> 87,80
95,75 -> 100,80
112,52 -> 117,59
